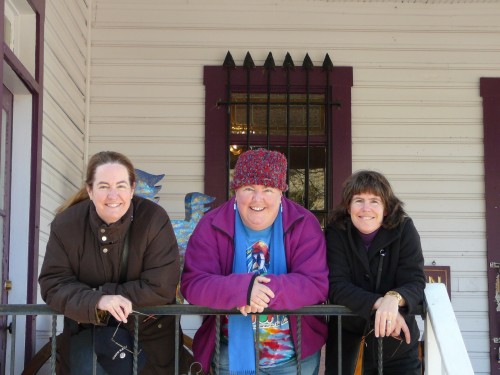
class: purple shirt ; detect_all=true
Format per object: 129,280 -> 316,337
358,228 -> 380,250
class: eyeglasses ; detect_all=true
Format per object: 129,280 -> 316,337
111,322 -> 143,358
132,310 -> 157,323
109,311 -> 155,359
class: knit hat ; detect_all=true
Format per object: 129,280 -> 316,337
230,149 -> 288,191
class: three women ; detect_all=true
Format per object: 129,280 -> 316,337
39,148 -> 424,375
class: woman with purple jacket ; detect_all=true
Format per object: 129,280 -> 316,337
181,148 -> 328,375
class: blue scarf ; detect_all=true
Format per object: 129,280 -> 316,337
228,205 -> 286,375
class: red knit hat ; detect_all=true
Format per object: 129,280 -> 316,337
230,148 -> 288,191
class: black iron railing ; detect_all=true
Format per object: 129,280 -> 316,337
0,304 -> 424,375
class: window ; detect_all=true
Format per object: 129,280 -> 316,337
3,0 -> 37,76
204,52 -> 353,225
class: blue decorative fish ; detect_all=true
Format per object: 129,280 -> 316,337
134,169 -> 215,303
172,192 -> 215,303
172,192 -> 216,255
134,170 -> 215,253
134,168 -> 165,203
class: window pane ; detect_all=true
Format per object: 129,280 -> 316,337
287,147 -> 326,211
4,0 -> 37,77
230,93 -> 325,136
228,145 -> 249,193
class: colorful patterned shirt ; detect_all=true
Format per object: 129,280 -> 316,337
222,225 -> 295,367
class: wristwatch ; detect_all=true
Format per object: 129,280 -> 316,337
385,290 -> 404,306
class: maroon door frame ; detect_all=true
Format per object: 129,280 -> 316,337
0,85 -> 13,375
0,0 -> 45,363
481,77 -> 500,375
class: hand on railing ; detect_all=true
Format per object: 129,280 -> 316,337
373,294 -> 412,344
97,294 -> 133,323
238,276 -> 276,316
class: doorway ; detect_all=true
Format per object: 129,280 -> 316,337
0,85 -> 13,375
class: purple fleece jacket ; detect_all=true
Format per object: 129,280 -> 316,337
180,197 -> 328,372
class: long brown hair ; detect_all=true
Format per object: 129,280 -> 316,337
329,170 -> 407,230
56,151 -> 136,214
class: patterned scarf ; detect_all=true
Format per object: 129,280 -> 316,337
228,205 -> 286,375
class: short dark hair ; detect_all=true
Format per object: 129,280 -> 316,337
330,170 -> 407,230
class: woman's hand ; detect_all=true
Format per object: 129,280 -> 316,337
238,305 -> 254,316
250,276 -> 275,309
237,276 -> 275,316
97,295 -> 132,323
388,313 -> 411,344
374,295 -> 398,338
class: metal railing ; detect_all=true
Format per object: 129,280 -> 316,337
2,304 -> 359,375
0,284 -> 473,375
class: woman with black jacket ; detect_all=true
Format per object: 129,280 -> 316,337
325,170 -> 425,375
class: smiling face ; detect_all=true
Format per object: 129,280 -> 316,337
349,192 -> 385,234
235,185 -> 283,231
86,163 -> 135,225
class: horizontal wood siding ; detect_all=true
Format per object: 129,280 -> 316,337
84,0 -> 500,373
37,0 -> 89,352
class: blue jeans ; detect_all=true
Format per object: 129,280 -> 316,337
69,329 -> 107,375
213,342 -> 320,375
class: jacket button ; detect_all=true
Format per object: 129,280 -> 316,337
364,274 -> 370,280
100,228 -> 106,233
101,236 -> 107,241
102,248 -> 108,253
157,323 -> 162,329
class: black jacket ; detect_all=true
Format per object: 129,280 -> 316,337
325,217 -> 425,373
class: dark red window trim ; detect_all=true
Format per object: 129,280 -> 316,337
204,64 -> 353,213
480,77 -> 500,374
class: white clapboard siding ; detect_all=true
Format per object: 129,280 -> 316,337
40,0 -> 88,247
37,0 -> 89,364
31,0 -> 500,373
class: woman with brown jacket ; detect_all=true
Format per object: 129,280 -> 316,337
39,151 -> 187,374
